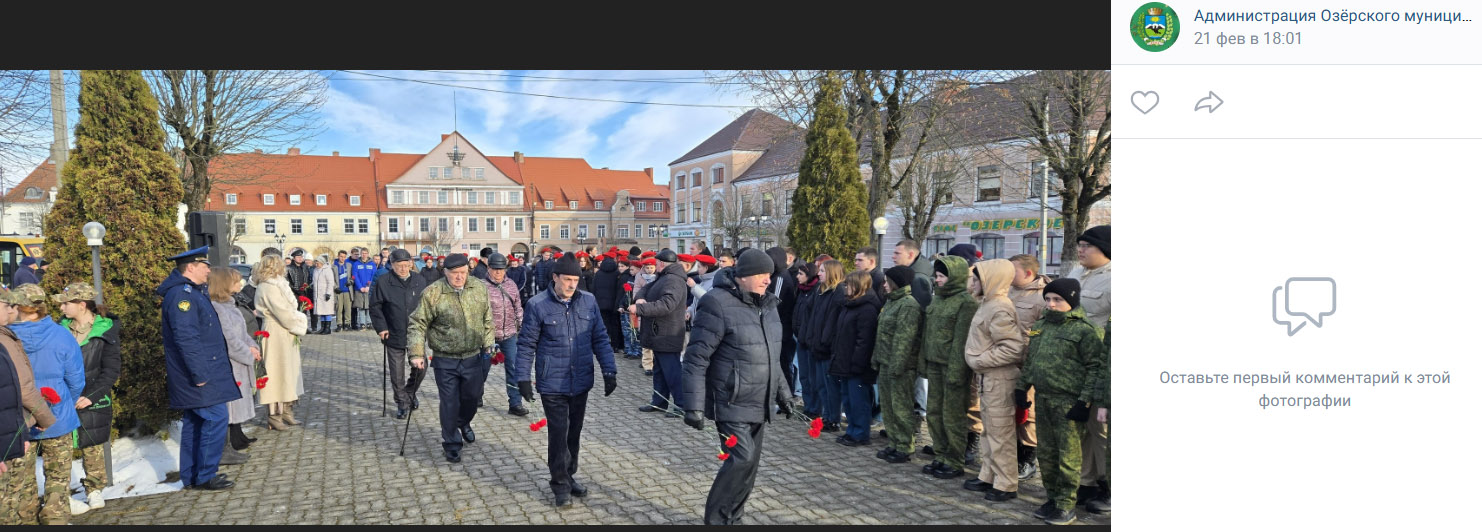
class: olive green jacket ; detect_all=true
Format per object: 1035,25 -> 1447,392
918,255 -> 976,386
872,286 -> 922,377
1015,306 -> 1107,404
407,277 -> 495,361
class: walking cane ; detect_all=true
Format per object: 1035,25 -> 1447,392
399,387 -> 417,456
382,344 -> 389,417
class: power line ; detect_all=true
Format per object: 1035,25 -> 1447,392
335,70 -> 758,109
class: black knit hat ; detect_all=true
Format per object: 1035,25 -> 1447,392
1043,278 -> 1081,309
480,247 -> 495,259
885,265 -> 915,291
1078,225 -> 1110,259
948,243 -> 978,265
734,248 -> 774,278
629,246 -> 643,256
552,253 -> 583,277
933,258 -> 950,278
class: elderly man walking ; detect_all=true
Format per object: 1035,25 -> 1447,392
482,252 -> 528,416
629,249 -> 689,416
406,253 -> 494,463
681,249 -> 794,525
370,249 -> 430,419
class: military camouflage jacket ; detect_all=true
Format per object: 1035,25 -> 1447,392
872,286 -> 922,377
407,277 -> 495,361
1016,306 -> 1107,404
919,256 -> 976,385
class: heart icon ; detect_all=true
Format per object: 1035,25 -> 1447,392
1130,91 -> 1159,114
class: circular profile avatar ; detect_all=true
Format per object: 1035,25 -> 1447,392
1131,3 -> 1179,51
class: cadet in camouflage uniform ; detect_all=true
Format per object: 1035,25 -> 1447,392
919,256 -> 976,479
873,266 -> 923,463
407,253 -> 494,464
0,286 -> 57,525
56,282 -> 121,511
9,283 -> 86,524
1015,279 -> 1106,526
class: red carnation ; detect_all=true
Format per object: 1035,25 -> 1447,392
236,381 -> 242,387
1016,406 -> 1030,425
810,417 -> 823,430
717,452 -> 730,461
254,330 -> 270,339
529,422 -> 540,432
537,418 -> 547,428
808,428 -> 822,439
492,352 -> 505,365
975,251 -> 983,259
39,386 -> 60,404
724,434 -> 738,448
623,283 -> 633,292
297,295 -> 310,303
255,377 -> 269,389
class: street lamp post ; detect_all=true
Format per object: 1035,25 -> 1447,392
873,216 -> 889,274
657,224 -> 668,251
81,221 -> 111,486
274,233 -> 287,256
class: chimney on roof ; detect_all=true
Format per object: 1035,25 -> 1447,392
254,149 -> 263,154
441,134 -> 450,142
369,148 -> 380,161
601,167 -> 608,170
288,147 -> 301,156
514,151 -> 524,164
644,167 -> 653,178
332,151 -> 339,157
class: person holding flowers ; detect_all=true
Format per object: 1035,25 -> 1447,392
7,284 -> 84,522
253,254 -> 309,431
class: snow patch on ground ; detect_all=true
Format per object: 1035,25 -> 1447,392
36,419 -> 185,503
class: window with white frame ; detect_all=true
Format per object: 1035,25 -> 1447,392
263,194 -> 275,205
392,190 -> 404,204
783,189 -> 794,215
653,201 -> 662,212
540,225 -> 550,239
513,218 -> 524,232
358,219 -> 369,234
418,191 -> 430,204
438,218 -> 449,232
509,190 -> 521,205
349,196 -> 361,207
976,165 -> 1002,202
290,218 -> 303,234
466,191 -> 478,204
474,168 -> 485,179
233,218 -> 246,236
691,171 -> 701,188
691,202 -> 701,223
636,201 -> 646,212
761,193 -> 774,217
649,225 -> 659,238
468,217 -> 479,232
595,200 -> 603,209
316,218 -> 329,234
443,167 -> 453,178
419,218 -> 430,232
388,218 -> 399,233
618,225 -> 629,239
577,224 -> 588,239
1028,161 -> 1061,198
675,207 -> 685,224
485,191 -> 497,204
289,194 -> 301,205
428,167 -> 438,178
597,224 -> 606,238
344,218 -> 355,233
568,200 -> 578,210
544,200 -> 554,209
438,190 -> 449,204
559,225 -> 570,239
485,218 -> 497,232
675,176 -> 684,190
972,233 -> 1005,259
315,194 -> 327,206
712,166 -> 725,184
462,167 -> 471,179
924,235 -> 955,257
1022,232 -> 1063,266
225,193 -> 238,205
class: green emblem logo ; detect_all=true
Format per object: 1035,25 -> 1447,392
1131,2 -> 1179,51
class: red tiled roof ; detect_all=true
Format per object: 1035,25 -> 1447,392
523,158 -> 667,211
2,161 -> 58,203
209,153 -> 378,212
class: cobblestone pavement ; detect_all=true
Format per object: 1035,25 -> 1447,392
77,331 -> 1110,525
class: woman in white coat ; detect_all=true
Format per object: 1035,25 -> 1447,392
312,255 -> 337,335
253,254 -> 308,430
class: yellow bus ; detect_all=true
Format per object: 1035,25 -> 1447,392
0,234 -> 44,288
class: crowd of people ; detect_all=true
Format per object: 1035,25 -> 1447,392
0,222 -> 1110,525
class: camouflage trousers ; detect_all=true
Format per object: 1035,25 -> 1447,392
81,443 -> 108,493
923,362 -> 972,469
1035,393 -> 1085,511
877,372 -> 920,454
0,440 -> 38,525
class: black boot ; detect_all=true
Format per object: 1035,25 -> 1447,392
228,423 -> 250,450
965,432 -> 981,467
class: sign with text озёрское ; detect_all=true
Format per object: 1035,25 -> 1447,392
933,217 -> 1065,234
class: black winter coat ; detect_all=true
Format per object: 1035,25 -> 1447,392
420,266 -> 444,285
592,258 -> 622,312
828,291 -> 882,381
369,271 -> 429,350
579,270 -> 596,298
792,279 -> 820,350
0,342 -> 24,461
805,287 -> 848,360
681,269 -> 790,424
74,316 -> 121,448
635,262 -> 690,352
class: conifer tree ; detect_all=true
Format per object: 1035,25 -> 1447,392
786,71 -> 870,264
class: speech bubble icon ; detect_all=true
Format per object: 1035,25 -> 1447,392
1285,277 -> 1336,328
1272,286 -> 1305,336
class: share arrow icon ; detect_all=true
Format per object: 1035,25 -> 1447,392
1194,91 -> 1224,113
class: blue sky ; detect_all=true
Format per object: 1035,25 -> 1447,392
2,70 -> 769,189
313,70 -> 764,185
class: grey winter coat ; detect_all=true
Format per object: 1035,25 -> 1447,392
212,300 -> 258,424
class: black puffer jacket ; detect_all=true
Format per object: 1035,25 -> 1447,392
681,268 -> 790,424
369,270 -> 429,350
73,316 -> 121,449
592,258 -> 622,312
635,262 -> 689,352
805,285 -> 848,360
828,291 -> 882,381
767,247 -> 799,341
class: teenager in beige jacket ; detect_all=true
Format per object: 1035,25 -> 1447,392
961,259 -> 1027,502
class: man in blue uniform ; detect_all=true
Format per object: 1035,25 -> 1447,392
156,246 -> 240,491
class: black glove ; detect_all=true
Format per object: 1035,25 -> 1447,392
603,373 -> 617,396
1065,401 -> 1091,422
683,410 -> 705,430
776,399 -> 794,419
518,381 -> 535,402
1014,389 -> 1031,410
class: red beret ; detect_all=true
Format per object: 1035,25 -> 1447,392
677,254 -> 695,263
695,255 -> 717,266
641,251 -> 656,258
641,258 -> 656,266
436,255 -> 445,260
617,250 -> 629,257
554,252 -> 564,259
